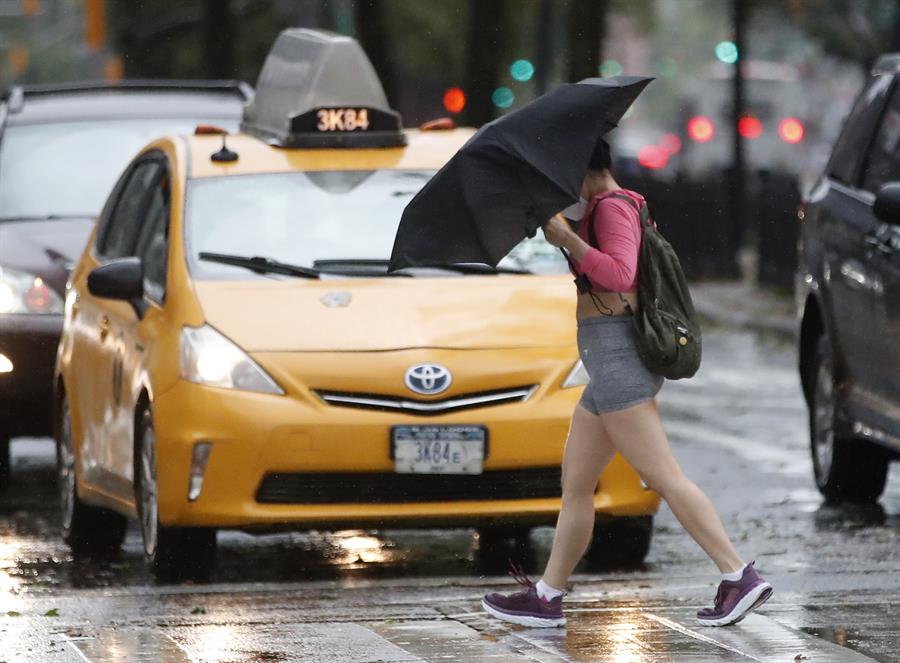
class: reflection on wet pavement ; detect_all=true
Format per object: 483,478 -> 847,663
1,327 -> 899,661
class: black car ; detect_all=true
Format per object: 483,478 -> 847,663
0,81 -> 252,487
797,54 -> 900,502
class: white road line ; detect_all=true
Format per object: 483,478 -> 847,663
643,613 -> 766,661
166,633 -> 200,663
64,640 -> 94,663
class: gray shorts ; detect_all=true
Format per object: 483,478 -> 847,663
577,315 -> 664,414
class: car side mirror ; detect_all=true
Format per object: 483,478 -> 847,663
873,183 -> 900,225
87,258 -> 147,318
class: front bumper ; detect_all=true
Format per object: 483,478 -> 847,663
0,314 -> 62,436
152,380 -> 660,529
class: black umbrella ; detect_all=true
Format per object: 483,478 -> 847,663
389,76 -> 653,271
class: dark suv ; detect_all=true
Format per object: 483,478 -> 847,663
0,81 -> 252,487
797,54 -> 900,502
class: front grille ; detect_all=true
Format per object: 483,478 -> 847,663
313,385 -> 537,416
256,468 -> 561,504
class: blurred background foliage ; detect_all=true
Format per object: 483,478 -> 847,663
2,0 -> 899,125
4,0 -> 900,284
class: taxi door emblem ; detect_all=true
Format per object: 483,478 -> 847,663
320,291 -> 352,308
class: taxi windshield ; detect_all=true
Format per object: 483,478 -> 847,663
185,170 -> 568,279
0,118 -> 238,220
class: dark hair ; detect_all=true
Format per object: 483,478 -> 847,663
588,138 -> 612,172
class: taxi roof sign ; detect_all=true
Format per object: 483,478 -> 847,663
241,29 -> 406,148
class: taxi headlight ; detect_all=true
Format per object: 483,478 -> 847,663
0,266 -> 63,315
562,359 -> 589,388
180,325 -> 284,395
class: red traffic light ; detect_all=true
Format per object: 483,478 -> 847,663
687,116 -> 714,142
738,115 -> 763,139
443,87 -> 466,114
638,145 -> 669,170
779,117 -> 804,144
659,132 -> 682,155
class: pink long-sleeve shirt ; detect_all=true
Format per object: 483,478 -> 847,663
569,189 -> 645,293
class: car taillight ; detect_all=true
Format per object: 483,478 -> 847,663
779,118 -> 804,144
738,115 -> 763,139
24,279 -> 53,313
687,116 -> 715,142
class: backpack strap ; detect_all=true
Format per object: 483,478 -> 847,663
606,192 -> 653,230
583,192 -> 650,316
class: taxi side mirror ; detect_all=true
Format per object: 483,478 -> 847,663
87,258 -> 147,318
873,183 -> 900,226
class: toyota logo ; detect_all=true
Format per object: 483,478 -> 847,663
404,364 -> 452,395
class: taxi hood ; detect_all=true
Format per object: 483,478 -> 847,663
193,276 -> 575,352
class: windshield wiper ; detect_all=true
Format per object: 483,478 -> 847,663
0,214 -> 93,222
198,252 -> 320,279
311,259 -> 411,277
424,263 -> 531,275
312,259 -> 529,276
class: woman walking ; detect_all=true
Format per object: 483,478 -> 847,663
481,140 -> 773,628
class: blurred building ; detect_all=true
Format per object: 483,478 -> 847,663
0,0 -> 120,87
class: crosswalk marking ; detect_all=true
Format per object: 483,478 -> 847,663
36,598 -> 884,662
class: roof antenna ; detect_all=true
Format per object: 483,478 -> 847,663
211,134 -> 238,162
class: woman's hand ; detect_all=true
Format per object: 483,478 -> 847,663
542,214 -> 576,248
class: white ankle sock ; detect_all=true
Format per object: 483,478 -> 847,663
721,563 -> 748,582
536,579 -> 565,600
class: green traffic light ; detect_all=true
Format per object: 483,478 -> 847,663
510,59 -> 534,82
600,59 -> 623,77
492,87 -> 515,108
715,41 -> 738,64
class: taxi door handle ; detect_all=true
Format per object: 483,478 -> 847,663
99,315 -> 111,341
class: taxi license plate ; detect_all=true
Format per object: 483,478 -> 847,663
391,425 -> 486,475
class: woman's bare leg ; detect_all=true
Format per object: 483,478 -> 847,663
541,404 -> 618,589
598,400 -> 744,573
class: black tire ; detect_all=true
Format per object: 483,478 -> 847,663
57,396 -> 127,555
586,515 -> 653,569
0,436 -> 10,490
135,405 -> 217,582
475,525 -> 534,572
810,336 -> 889,502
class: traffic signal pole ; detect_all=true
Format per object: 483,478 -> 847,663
730,0 -> 747,270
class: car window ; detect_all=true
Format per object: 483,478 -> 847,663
0,118 -> 237,220
134,170 -> 171,303
184,170 -> 568,279
101,161 -> 161,259
827,74 -> 892,186
861,85 -> 900,192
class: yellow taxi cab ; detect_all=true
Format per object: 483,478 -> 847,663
54,29 -> 659,578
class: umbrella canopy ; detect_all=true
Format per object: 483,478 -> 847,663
389,76 -> 653,271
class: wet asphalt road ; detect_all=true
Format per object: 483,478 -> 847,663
1,323 -> 899,662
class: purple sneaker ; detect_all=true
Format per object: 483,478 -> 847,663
697,561 -> 774,627
482,563 -> 566,628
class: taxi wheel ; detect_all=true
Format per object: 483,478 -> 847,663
586,516 -> 652,569
810,336 -> 888,503
0,436 -> 9,490
135,405 -> 217,582
57,396 -> 127,555
475,526 -> 534,572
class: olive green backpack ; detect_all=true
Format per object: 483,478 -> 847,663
589,193 -> 702,380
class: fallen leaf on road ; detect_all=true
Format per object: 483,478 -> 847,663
190,606 -> 206,615
44,609 -> 59,617
5,611 -> 19,617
